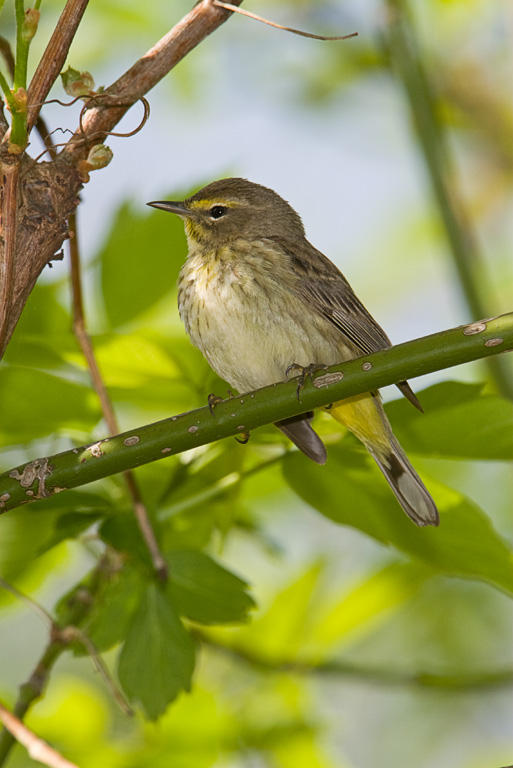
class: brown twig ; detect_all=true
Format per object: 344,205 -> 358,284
212,2 -> 358,41
63,0 -> 244,156
68,211 -> 168,581
25,0 -> 90,135
0,159 -> 20,354
0,36 -> 20,349
0,700 -> 80,768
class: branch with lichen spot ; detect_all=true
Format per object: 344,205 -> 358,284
0,313 -> 511,515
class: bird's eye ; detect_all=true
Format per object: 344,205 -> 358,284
210,205 -> 227,220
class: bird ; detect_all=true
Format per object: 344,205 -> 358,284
148,178 -> 439,527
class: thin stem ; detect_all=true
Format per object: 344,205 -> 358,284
0,576 -> 53,627
25,0 -> 90,134
0,32 -> 57,156
384,0 -> 513,399
0,557 -> 109,766
13,0 -> 26,90
0,581 -> 127,717
66,628 -> 133,716
159,453 -> 284,520
0,312 -> 511,513
0,700 -> 79,768
9,0 -> 29,148
212,2 -> 357,41
68,212 -> 167,580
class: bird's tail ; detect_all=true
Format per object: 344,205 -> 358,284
328,392 -> 439,527
276,412 -> 327,465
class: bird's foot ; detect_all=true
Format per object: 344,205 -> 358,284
285,362 -> 329,401
235,430 -> 251,445
207,392 -> 224,416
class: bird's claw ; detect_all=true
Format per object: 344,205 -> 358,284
285,362 -> 329,401
235,430 -> 251,445
207,392 -> 224,416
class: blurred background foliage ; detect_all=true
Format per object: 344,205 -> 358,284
0,0 -> 512,767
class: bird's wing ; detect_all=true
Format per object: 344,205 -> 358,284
268,236 -> 392,354
266,236 -> 423,412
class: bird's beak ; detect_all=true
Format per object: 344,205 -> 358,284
146,200 -> 190,216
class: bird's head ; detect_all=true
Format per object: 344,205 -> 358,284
147,177 -> 305,247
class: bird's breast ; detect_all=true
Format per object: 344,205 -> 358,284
177,242 -> 352,393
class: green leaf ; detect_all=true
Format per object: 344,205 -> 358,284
0,367 -> 100,444
283,445 -> 513,595
118,582 -> 195,719
167,549 -> 255,624
79,562 -> 143,654
100,514 -> 156,569
386,381 -> 513,460
100,199 -> 187,328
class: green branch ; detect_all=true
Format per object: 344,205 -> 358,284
9,0 -> 40,148
384,0 -> 513,400
0,313 -> 511,514
11,0 -> 29,148
13,0 -> 26,90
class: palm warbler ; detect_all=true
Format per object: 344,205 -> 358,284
148,178 -> 438,527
